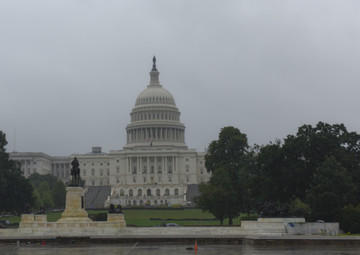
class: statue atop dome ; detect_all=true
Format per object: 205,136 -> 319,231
152,56 -> 157,71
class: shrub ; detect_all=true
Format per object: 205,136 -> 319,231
340,204 -> 360,233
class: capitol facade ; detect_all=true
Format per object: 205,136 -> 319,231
10,58 -> 210,207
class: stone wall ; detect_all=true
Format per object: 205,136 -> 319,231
286,222 -> 339,235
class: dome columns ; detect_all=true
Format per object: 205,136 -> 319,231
126,127 -> 185,144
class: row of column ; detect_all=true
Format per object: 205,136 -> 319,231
127,127 -> 184,143
127,156 -> 177,174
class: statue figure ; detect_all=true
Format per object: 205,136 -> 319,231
70,157 -> 80,186
109,204 -> 115,213
152,56 -> 157,71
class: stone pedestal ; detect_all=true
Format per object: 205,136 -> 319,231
58,186 -> 91,222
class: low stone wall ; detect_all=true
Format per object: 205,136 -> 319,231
257,217 -> 305,224
286,222 -> 339,236
241,221 -> 286,235
0,216 -> 339,238
17,213 -> 126,236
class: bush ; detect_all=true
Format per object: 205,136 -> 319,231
240,214 -> 258,221
290,198 -> 310,218
89,213 -> 107,221
340,204 -> 360,233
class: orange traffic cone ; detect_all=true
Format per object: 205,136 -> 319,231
195,240 -> 198,250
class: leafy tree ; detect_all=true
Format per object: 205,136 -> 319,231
289,197 -> 310,218
306,156 -> 356,221
340,204 -> 360,233
52,180 -> 66,208
32,184 -> 42,210
197,126 -> 249,225
29,173 -> 58,189
196,181 -> 227,225
0,131 -> 34,213
251,122 -> 360,220
35,181 -> 55,209
29,173 -> 66,210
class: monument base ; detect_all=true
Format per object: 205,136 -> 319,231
58,186 -> 91,222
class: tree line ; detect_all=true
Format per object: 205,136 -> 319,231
0,131 -> 66,214
196,122 -> 360,231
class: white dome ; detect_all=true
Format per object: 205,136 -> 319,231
135,85 -> 176,106
124,58 -> 187,150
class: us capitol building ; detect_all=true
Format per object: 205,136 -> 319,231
10,58 -> 210,207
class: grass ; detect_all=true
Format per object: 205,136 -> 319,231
0,209 -> 253,226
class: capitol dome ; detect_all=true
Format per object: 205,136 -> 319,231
135,83 -> 176,106
124,57 -> 187,149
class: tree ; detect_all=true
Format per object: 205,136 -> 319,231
0,131 -> 34,213
52,180 -> 66,208
306,156 -> 356,222
35,181 -> 55,209
251,122 -> 360,220
197,126 -> 249,225
29,173 -> 66,210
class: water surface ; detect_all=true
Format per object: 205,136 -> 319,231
1,243 -> 360,255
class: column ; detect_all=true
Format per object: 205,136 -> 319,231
137,157 -> 140,174
162,157 -> 165,174
172,156 -> 175,173
128,158 -> 130,173
147,157 -> 150,174
155,157 -> 157,174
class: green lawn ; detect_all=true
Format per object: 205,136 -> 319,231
1,209 -> 252,227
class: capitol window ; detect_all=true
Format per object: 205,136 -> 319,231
137,189 -> 142,196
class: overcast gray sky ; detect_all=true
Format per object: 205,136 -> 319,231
1,0 -> 360,156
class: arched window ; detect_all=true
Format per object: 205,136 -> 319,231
139,200 -> 144,206
147,189 -> 152,196
129,189 -> 133,196
133,200 -> 137,205
174,188 -> 179,196
156,189 -> 160,196
165,188 -> 170,196
120,189 -> 125,196
137,189 -> 142,196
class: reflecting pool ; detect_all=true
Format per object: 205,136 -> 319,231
1,243 -> 360,255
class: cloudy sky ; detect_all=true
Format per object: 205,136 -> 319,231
1,0 -> 360,156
